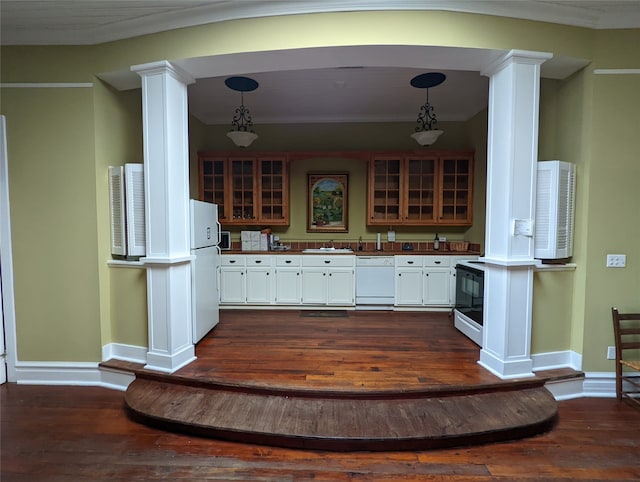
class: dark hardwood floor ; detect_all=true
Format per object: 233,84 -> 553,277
176,310 -> 547,391
2,384 -> 639,481
4,310 -> 637,479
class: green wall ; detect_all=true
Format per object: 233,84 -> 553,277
1,10 -> 639,373
1,87 -> 102,361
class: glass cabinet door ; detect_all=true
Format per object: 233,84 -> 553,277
369,158 -> 402,224
230,158 -> 256,221
259,157 -> 288,224
199,156 -> 227,220
405,157 -> 437,223
439,157 -> 472,224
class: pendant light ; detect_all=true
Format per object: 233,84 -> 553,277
410,72 -> 445,146
225,76 -> 259,148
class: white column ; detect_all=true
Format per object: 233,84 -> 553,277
131,60 -> 196,373
479,50 -> 552,379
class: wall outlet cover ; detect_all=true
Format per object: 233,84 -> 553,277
606,254 -> 626,268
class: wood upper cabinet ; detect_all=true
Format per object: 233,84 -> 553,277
199,152 -> 289,225
368,151 -> 473,226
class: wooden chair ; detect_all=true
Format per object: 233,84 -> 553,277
611,307 -> 640,408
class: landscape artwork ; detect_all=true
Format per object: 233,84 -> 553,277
307,173 -> 348,233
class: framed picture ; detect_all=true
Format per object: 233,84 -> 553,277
307,172 -> 348,233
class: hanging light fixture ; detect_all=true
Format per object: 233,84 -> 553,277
225,76 -> 259,148
410,72 -> 446,146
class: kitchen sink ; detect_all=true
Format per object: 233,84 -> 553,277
302,248 -> 353,253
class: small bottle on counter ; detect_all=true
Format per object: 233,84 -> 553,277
433,233 -> 440,251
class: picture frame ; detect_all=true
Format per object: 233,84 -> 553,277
307,172 -> 349,233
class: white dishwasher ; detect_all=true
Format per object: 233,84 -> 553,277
355,256 -> 395,310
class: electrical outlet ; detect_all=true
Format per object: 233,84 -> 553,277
607,346 -> 616,360
387,231 -> 396,242
606,254 -> 626,268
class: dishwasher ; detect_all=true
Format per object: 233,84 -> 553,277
355,256 -> 395,310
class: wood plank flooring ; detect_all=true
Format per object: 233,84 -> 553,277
120,310 -> 566,450
2,383 -> 639,481
175,310 -> 524,391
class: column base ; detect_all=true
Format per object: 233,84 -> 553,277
479,348 -> 534,380
145,345 -> 196,374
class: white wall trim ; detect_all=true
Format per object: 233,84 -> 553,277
0,83 -> 94,88
0,115 -> 18,383
15,361 -> 102,385
13,361 -> 134,391
582,372 -> 617,398
593,69 -> 640,75
532,350 -> 582,371
102,342 -> 147,364
9,359 -> 619,401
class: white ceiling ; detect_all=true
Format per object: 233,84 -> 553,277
3,1 -> 639,126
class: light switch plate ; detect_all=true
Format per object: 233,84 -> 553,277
387,231 -> 395,242
606,254 -> 626,268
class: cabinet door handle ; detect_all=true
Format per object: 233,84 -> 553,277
285,260 -> 292,264
434,261 -> 441,264
324,260 -> 331,264
408,261 -> 414,264
266,272 -> 269,275
229,260 -> 236,264
255,260 -> 262,264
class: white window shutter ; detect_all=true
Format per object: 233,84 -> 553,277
108,166 -> 126,256
125,163 -> 146,257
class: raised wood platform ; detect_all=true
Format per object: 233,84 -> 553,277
116,310 -> 571,451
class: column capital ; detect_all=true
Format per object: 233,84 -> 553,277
131,60 -> 195,85
482,49 -> 553,77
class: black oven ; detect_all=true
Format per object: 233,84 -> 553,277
455,263 -> 484,326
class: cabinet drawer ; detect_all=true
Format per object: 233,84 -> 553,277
302,255 -> 355,267
246,255 -> 273,266
275,255 -> 301,267
221,255 -> 246,266
395,255 -> 422,267
424,256 -> 451,267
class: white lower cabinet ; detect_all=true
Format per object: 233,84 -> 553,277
327,268 -> 355,305
275,255 -> 301,304
220,253 -> 474,308
220,255 -> 246,304
395,267 -> 423,305
301,255 -> 355,306
423,268 -> 451,305
301,267 -> 327,304
395,256 -> 452,307
245,255 -> 274,304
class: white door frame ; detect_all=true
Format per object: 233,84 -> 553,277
0,115 -> 18,383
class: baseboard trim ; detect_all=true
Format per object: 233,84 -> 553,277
532,350 -> 582,371
14,361 -> 134,391
102,342 -> 148,364
582,372 -> 617,398
10,361 -> 619,400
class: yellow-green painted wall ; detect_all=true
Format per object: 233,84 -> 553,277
92,80 -> 147,348
1,87 -> 102,361
1,10 -> 639,372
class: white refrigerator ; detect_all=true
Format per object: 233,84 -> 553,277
190,199 -> 221,343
